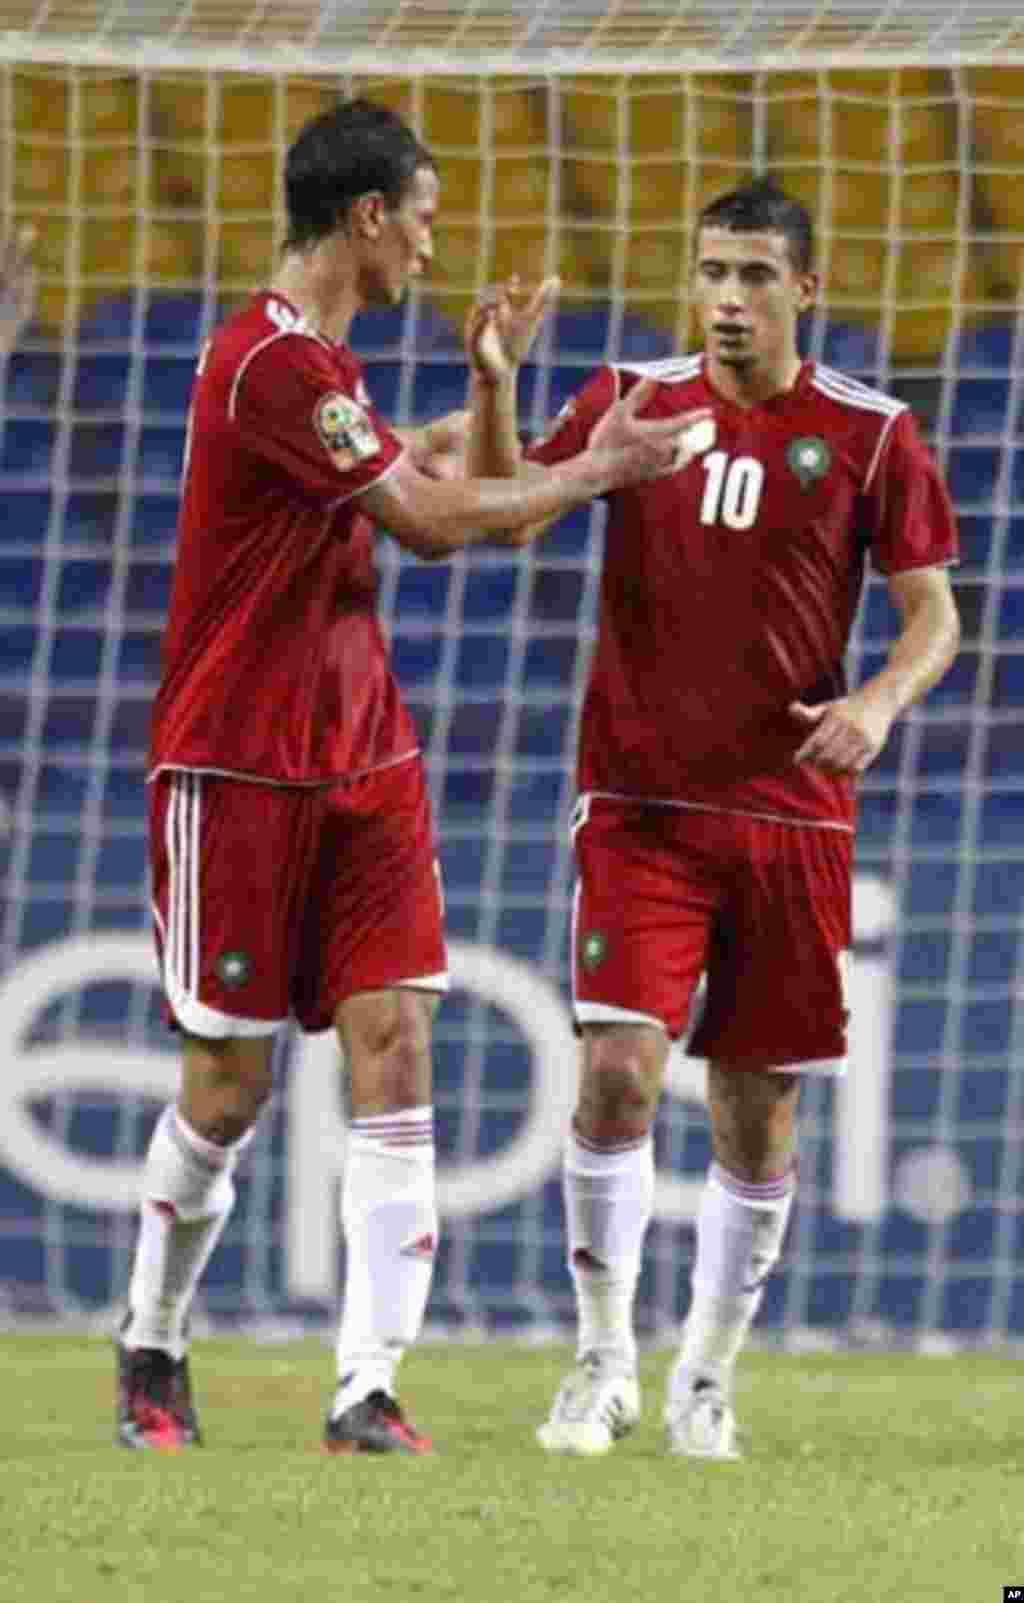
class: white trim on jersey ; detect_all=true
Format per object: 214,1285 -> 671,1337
147,746 -> 422,789
812,363 -> 906,418
227,327 -> 295,423
579,789 -> 855,834
614,355 -> 703,384
326,442 -> 407,510
811,364 -> 907,492
159,771 -> 284,1039
573,999 -> 667,1032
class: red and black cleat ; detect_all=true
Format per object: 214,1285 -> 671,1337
324,1389 -> 433,1456
117,1336 -> 203,1451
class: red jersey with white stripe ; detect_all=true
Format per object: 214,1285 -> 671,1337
149,291 -> 416,785
527,356 -> 958,827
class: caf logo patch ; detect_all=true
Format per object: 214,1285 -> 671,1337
581,930 -> 609,971
786,435 -> 831,489
216,949 -> 251,989
314,392 -> 380,466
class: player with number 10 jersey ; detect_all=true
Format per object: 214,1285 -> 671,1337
528,355 -> 957,830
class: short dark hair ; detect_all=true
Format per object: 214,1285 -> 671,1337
698,178 -> 814,274
284,97 -> 437,250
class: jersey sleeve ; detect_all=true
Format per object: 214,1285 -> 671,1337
866,407 -> 960,574
524,366 -> 619,467
230,336 -> 403,504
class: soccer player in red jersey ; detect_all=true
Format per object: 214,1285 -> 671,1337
469,178 -> 961,1457
117,98 -> 696,1454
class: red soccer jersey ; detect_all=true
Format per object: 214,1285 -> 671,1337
527,355 -> 958,827
149,291 -> 417,785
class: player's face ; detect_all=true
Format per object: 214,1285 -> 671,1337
694,227 -> 816,374
363,165 -> 440,306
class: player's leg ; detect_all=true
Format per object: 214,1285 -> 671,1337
539,796 -> 716,1455
303,759 -> 446,1455
537,1019 -> 667,1455
120,771 -> 311,1449
665,1064 -> 798,1460
665,816 -> 852,1458
119,1033 -> 273,1449
324,987 -> 439,1455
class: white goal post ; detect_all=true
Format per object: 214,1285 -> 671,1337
0,4 -> 1022,1348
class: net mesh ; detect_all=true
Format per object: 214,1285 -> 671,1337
0,52 -> 1022,1344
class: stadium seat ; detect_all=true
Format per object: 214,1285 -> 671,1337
3,491 -> 52,543
56,558 -> 113,613
2,416 -> 57,475
454,634 -> 510,688
394,565 -> 451,619
0,556 -> 43,608
124,561 -> 173,615
546,303 -> 674,363
13,138 -> 68,207
50,628 -> 105,680
141,355 -> 197,417
136,426 -> 186,484
72,352 -> 133,414
63,492 -> 118,545
949,375 -> 1014,438
409,360 -> 470,423
129,493 -> 179,547
445,703 -> 502,758
351,298 -> 460,359
69,422 -> 124,478
462,567 -> 518,621
3,345 -> 61,408
947,444 -> 1002,505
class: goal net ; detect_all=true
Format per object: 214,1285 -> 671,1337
1,4 -> 1022,1348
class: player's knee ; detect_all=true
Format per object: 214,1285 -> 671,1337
577,1037 -> 660,1140
338,990 -> 434,1108
180,1035 -> 273,1145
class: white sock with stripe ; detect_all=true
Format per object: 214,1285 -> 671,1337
676,1160 -> 796,1393
124,1105 -> 250,1361
333,1106 -> 437,1411
564,1128 -> 655,1372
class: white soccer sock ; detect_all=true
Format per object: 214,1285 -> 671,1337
334,1106 -> 437,1407
124,1105 -> 249,1361
564,1128 -> 654,1370
677,1159 -> 796,1390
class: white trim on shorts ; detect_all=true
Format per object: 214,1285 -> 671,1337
156,771 -> 285,1039
396,972 -> 450,994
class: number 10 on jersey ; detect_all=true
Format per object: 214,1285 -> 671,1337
699,452 -> 764,530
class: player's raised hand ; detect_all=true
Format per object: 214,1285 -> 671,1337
789,692 -> 894,775
0,224 -> 37,357
589,379 -> 715,483
465,275 -> 561,385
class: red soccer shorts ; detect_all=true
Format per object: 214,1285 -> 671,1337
148,755 -> 447,1037
571,793 -> 853,1071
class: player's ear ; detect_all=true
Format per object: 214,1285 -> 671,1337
352,192 -> 388,242
796,270 -> 819,315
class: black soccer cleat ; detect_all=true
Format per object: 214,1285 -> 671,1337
117,1333 -> 203,1451
323,1388 -> 433,1456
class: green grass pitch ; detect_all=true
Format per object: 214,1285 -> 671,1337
0,1335 -> 1020,1603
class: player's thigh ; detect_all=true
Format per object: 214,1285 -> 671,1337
295,756 -> 447,1033
571,796 -> 719,1038
148,771 -> 320,1037
692,820 -> 853,1070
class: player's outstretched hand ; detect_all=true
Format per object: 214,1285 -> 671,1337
789,692 -> 894,775
465,275 -> 561,386
0,224 -> 37,357
589,378 -> 714,487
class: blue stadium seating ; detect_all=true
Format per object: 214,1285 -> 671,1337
2,490 -> 51,543
3,342 -> 61,407
2,419 -> 56,473
56,558 -> 113,613
136,426 -> 185,484
73,352 -> 132,413
0,555 -> 43,606
142,355 -> 197,417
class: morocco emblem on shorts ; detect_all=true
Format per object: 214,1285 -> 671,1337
786,435 -> 831,489
216,949 -> 251,989
581,930 -> 609,971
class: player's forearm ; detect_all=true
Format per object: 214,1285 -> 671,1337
371,452 -> 611,560
860,586 -> 961,717
466,371 -> 524,480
